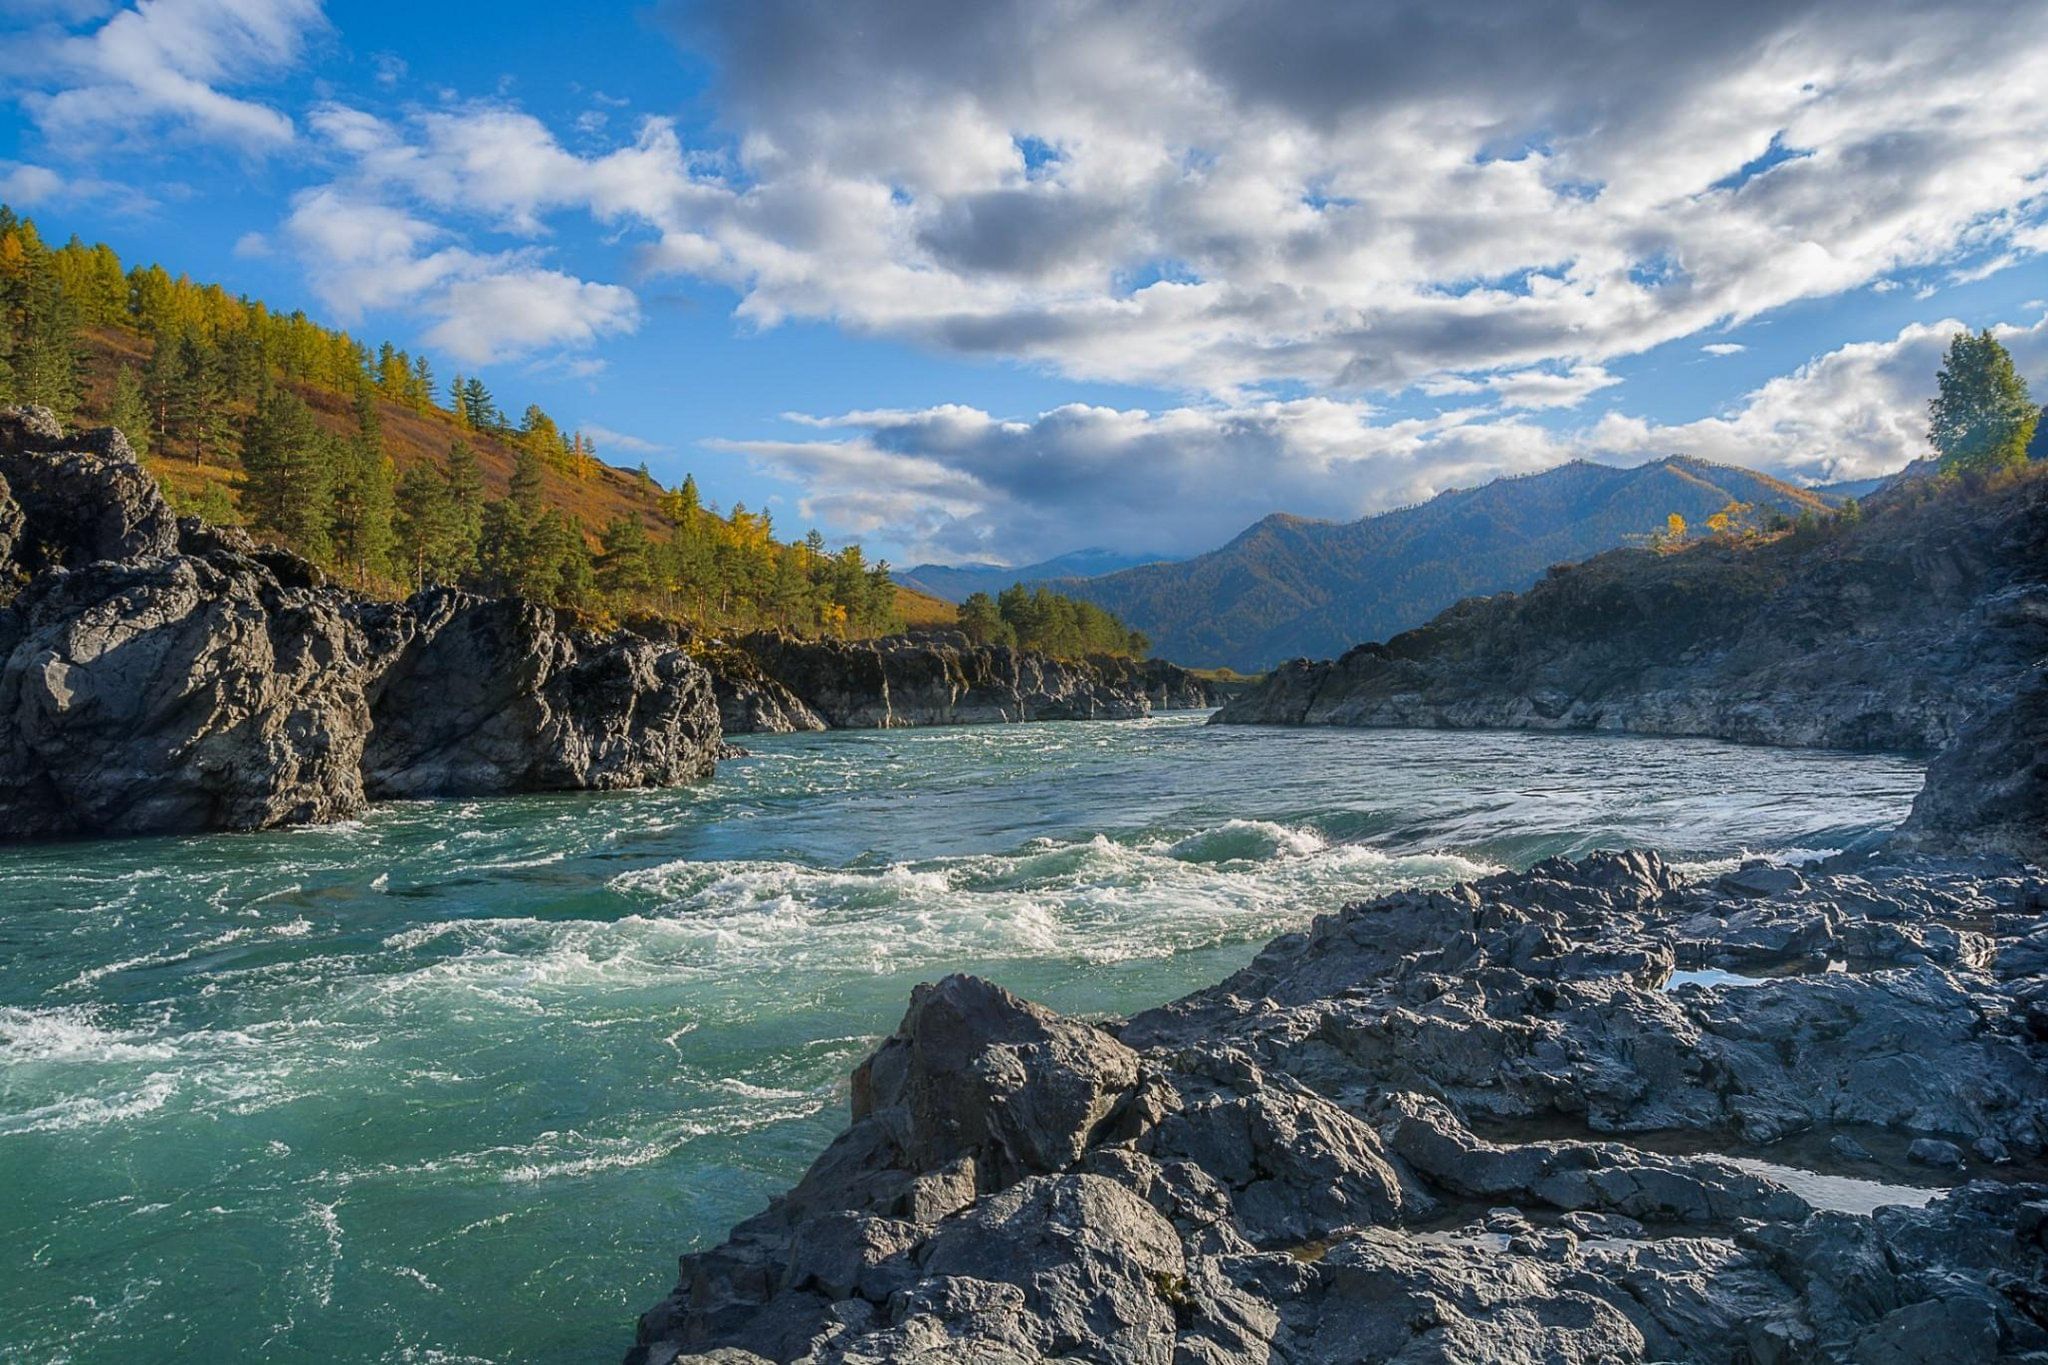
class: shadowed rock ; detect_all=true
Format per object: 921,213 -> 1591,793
1215,470 -> 2048,755
706,630 -> 1214,732
0,408 -> 725,839
630,852 -> 2048,1364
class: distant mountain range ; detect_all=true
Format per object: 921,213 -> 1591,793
898,548 -> 1177,603
1036,456 -> 1841,671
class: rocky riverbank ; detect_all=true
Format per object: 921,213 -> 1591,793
630,836 -> 2048,1364
1213,468 -> 2048,752
628,589 -> 2048,1362
0,407 -> 723,839
702,631 -> 1216,734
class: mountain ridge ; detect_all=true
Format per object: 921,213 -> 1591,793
1043,454 -> 1838,670
898,546 -> 1176,603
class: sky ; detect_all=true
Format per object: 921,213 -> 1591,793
4,0 -> 2048,568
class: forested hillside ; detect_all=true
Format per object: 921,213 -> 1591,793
1059,456 -> 1839,670
0,207 -> 953,638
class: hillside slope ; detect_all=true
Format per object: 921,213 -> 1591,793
1059,456 -> 1834,670
1214,466 -> 2048,752
73,326 -> 957,629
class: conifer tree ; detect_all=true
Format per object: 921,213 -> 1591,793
0,231 -> 82,419
241,387 -> 333,561
597,514 -> 655,597
442,438 -> 487,568
395,459 -> 458,588
330,385 -> 397,585
409,353 -> 435,411
143,330 -> 230,464
108,364 -> 149,457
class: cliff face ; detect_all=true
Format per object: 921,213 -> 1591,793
706,631 -> 1216,733
0,407 -> 723,841
1215,470 -> 2048,752
1893,662 -> 2048,865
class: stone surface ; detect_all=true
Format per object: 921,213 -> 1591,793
0,411 -> 724,839
1894,661 -> 2048,866
630,850 -> 2048,1364
361,588 -> 721,797
706,630 -> 1215,732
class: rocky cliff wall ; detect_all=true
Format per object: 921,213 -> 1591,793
1214,470 -> 2048,754
0,407 -> 723,840
707,631 -> 1216,733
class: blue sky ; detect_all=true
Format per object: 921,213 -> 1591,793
5,0 -> 2048,567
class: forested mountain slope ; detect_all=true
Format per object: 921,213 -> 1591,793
0,207 -> 955,639
1060,456 -> 1835,671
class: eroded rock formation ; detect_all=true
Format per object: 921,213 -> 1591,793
706,631 -> 1216,733
1214,471 -> 2048,752
0,407 -> 723,839
630,848 -> 2048,1363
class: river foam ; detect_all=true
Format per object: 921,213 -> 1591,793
0,715 -> 1925,1364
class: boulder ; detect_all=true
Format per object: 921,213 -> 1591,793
361,589 -> 721,797
1893,662 -> 2048,866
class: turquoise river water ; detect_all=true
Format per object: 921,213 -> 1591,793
0,714 -> 1926,1363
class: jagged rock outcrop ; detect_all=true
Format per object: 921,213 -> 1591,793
1894,663 -> 2048,866
359,588 -> 722,797
0,405 -> 177,572
694,644 -> 828,735
708,631 -> 1215,732
0,517 -> 375,837
629,849 -> 2048,1364
0,408 -> 723,840
1215,471 -> 2048,751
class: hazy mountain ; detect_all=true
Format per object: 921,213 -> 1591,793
898,548 -> 1176,604
1054,456 -> 1835,672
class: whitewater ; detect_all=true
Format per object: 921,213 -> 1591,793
0,714 -> 1925,1362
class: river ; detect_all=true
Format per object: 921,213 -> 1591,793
0,714 -> 1925,1362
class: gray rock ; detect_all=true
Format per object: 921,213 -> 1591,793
1907,1138 -> 1966,1170
0,413 -> 726,840
712,630 -> 1210,731
361,589 -> 720,797
0,407 -> 177,572
853,974 -> 1140,1190
629,852 -> 2048,1364
0,551 -> 372,836
1893,661 -> 2048,866
696,644 -> 828,734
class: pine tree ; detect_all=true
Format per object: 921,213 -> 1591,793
409,353 -> 435,412
144,330 -> 231,465
330,386 -> 397,586
240,387 -> 333,561
108,365 -> 150,457
442,438 -> 486,569
394,459 -> 458,588
447,371 -> 471,430
957,591 -> 1014,646
1929,329 -> 2037,474
2,251 -> 82,419
459,376 -> 496,430
597,514 -> 655,597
